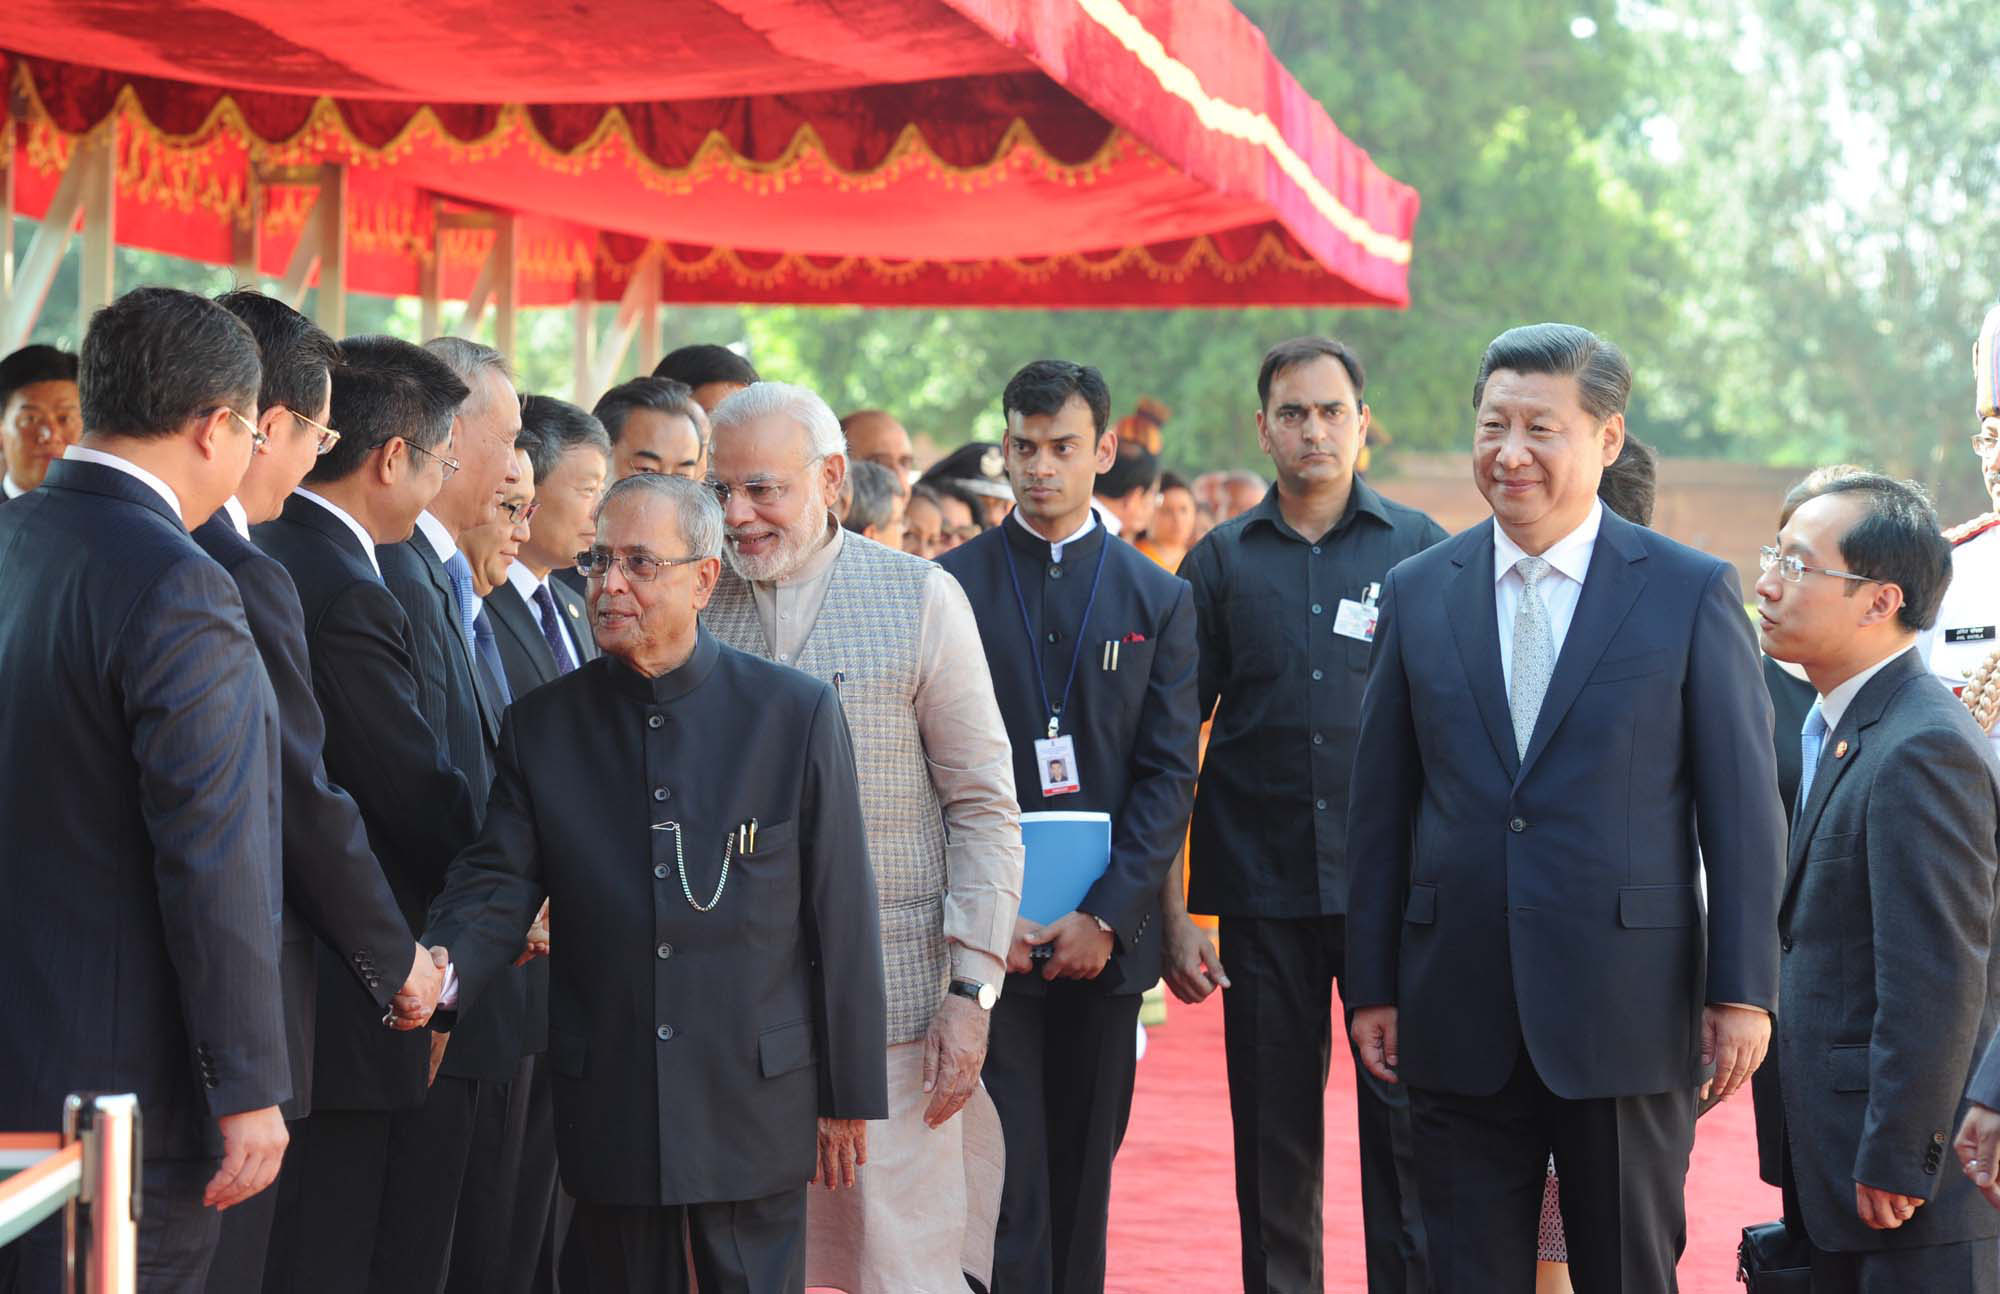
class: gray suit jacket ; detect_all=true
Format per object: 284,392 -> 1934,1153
1779,646 -> 2000,1252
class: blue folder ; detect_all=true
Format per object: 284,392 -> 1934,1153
1018,811 -> 1113,926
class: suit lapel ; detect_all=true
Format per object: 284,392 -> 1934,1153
1444,522 -> 1520,780
411,539 -> 501,741
1781,652 -> 1921,909
552,579 -> 598,661
1515,515 -> 1648,784
488,583 -> 558,686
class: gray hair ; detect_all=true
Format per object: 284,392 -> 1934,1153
844,460 -> 900,534
595,473 -> 723,560
709,380 -> 846,462
422,336 -> 515,413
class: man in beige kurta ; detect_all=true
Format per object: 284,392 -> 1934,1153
699,380 -> 1023,1293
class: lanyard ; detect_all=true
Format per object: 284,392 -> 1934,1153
1000,523 -> 1109,739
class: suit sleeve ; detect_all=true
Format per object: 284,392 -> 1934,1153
312,578 -> 480,901
1345,567 -> 1422,1008
1855,726 -> 2000,1197
1178,539 -> 1226,725
799,686 -> 889,1120
421,711 -> 546,1016
1080,579 -> 1200,945
1683,561 -> 1785,1011
237,557 -> 411,1007
1970,1030 -> 2000,1112
125,554 -> 291,1118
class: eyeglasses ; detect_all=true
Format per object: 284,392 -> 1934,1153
402,439 -> 460,481
576,549 -> 706,582
293,409 -> 341,456
500,498 -> 541,526
1973,419 -> 2000,454
1759,545 -> 1879,586
225,407 -> 269,451
708,456 -> 823,509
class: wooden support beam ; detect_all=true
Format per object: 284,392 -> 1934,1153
570,267 -> 596,407
0,134 -> 102,352
76,133 -> 117,327
587,247 -> 659,397
636,280 -> 660,382
420,198 -> 442,341
311,164 -> 346,337
276,199 -> 322,310
2,133 -> 16,318
232,170 -> 263,287
492,212 -> 518,360
453,251 -> 495,339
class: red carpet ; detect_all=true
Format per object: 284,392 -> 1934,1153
1107,1001 -> 1778,1292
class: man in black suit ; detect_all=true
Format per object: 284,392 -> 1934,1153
252,336 -> 480,1294
0,343 -> 79,503
1346,323 -> 1786,1292
1756,474 -> 2000,1290
489,394 -> 607,693
0,286 -> 289,1294
939,360 -> 1201,1294
194,292 -> 442,1294
420,473 -> 887,1293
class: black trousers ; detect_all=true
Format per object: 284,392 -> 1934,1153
444,1054 -> 561,1294
570,1187 -> 804,1294
1,1158 -> 221,1294
983,982 -> 1143,1294
1409,1048 -> 1695,1294
1219,915 -> 1429,1294
261,1077 -> 481,1294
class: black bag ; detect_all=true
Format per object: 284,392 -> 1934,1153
1737,1218 -> 1810,1290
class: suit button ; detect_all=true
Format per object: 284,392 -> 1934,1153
656,1025 -> 674,1041
654,864 -> 669,880
653,787 -> 669,801
1046,631 -> 1060,644
1311,669 -> 1323,681
1316,798 -> 1327,811
657,943 -> 673,959
1312,733 -> 1324,746
647,714 -> 663,729
353,952 -> 366,965
1781,937 -> 1793,952
1311,603 -> 1323,615
1049,564 -> 1064,579
1935,1132 -> 1948,1145
1509,817 -> 1526,832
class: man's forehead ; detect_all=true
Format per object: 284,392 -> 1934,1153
1478,369 -> 1585,416
1270,355 -> 1356,403
712,412 -> 814,463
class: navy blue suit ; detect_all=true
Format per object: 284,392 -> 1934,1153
0,459 -> 288,1293
1346,508 -> 1785,1291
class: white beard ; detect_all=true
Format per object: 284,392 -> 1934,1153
724,499 -> 829,584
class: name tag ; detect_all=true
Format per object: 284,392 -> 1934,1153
1946,625 -> 1998,644
1333,598 -> 1378,643
1035,735 -> 1081,797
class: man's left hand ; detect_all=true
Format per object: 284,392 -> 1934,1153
1855,1181 -> 1924,1230
814,1118 -> 868,1190
1954,1103 -> 2000,1209
1699,1003 -> 1770,1103
1038,911 -> 1115,982
922,993 -> 991,1128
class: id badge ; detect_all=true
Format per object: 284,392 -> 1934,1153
1333,597 -> 1378,643
1035,734 -> 1081,797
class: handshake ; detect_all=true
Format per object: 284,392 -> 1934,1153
384,900 -> 551,1031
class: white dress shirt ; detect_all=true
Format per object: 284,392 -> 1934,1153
62,444 -> 184,525
411,508 -> 457,563
2,474 -> 25,499
221,495 -> 251,539
1816,643 -> 1918,735
291,487 -> 382,578
1011,506 -> 1099,562
1494,500 -> 1604,694
504,559 -> 587,662
1093,503 -> 1124,537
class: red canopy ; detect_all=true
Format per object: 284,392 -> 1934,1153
0,0 -> 1418,308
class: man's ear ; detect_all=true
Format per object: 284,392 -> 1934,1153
1599,412 -> 1627,466
1863,580 -> 1907,628
193,406 -> 238,461
689,555 -> 723,610
258,404 -> 294,454
1094,428 -> 1118,474
821,453 -> 848,509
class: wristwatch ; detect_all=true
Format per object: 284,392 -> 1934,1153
948,978 -> 999,1010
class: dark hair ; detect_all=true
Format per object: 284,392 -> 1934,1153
1472,323 -> 1631,421
1595,435 -> 1658,527
1095,445 -> 1160,499
1257,336 -> 1365,408
844,460 -> 900,535
79,287 -> 260,441
519,394 -> 612,482
908,482 -> 944,511
1778,463 -> 1867,527
311,335 -> 469,484
652,343 -> 757,391
1002,360 -> 1111,436
214,289 -> 340,421
1158,471 -> 1191,497
1812,473 -> 1952,632
0,344 -> 79,410
593,376 -> 707,445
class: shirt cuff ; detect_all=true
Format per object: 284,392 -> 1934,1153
949,946 -> 1006,988
438,964 -> 460,1010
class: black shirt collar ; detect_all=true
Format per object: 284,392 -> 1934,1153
604,625 -> 722,704
1241,476 -> 1392,543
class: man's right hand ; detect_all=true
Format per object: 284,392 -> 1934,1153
814,1118 -> 868,1190
390,942 -> 445,1029
1351,1006 -> 1399,1084
1162,916 -> 1229,1004
205,1105 -> 289,1211
1956,1102 -> 2000,1208
1006,917 -> 1041,975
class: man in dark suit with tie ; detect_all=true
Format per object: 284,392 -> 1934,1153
1755,474 -> 2000,1290
489,394 -> 607,693
940,360 -> 1201,1294
252,335 -> 481,1294
1346,323 -> 1786,1292
0,286 -> 290,1294
192,292 -> 443,1293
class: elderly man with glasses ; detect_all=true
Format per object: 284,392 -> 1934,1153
417,473 -> 887,1293
1922,301 -> 2000,763
0,342 -> 81,503
701,381 -> 1023,1294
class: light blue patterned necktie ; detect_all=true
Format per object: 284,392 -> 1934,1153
1798,700 -> 1827,807
443,550 -> 479,654
1510,556 -> 1555,759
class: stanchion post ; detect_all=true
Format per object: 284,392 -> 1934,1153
61,1094 -> 139,1294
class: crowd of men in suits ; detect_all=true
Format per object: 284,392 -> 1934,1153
12,281 -> 2000,1294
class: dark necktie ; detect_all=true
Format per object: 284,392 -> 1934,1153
532,582 -> 579,675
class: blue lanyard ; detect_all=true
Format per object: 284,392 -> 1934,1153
1000,520 -> 1109,740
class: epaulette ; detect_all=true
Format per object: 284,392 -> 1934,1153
1946,512 -> 2000,547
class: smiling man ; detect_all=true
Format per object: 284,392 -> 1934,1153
1344,323 -> 1785,1293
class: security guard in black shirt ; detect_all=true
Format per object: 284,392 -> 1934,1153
1166,337 -> 1446,1294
